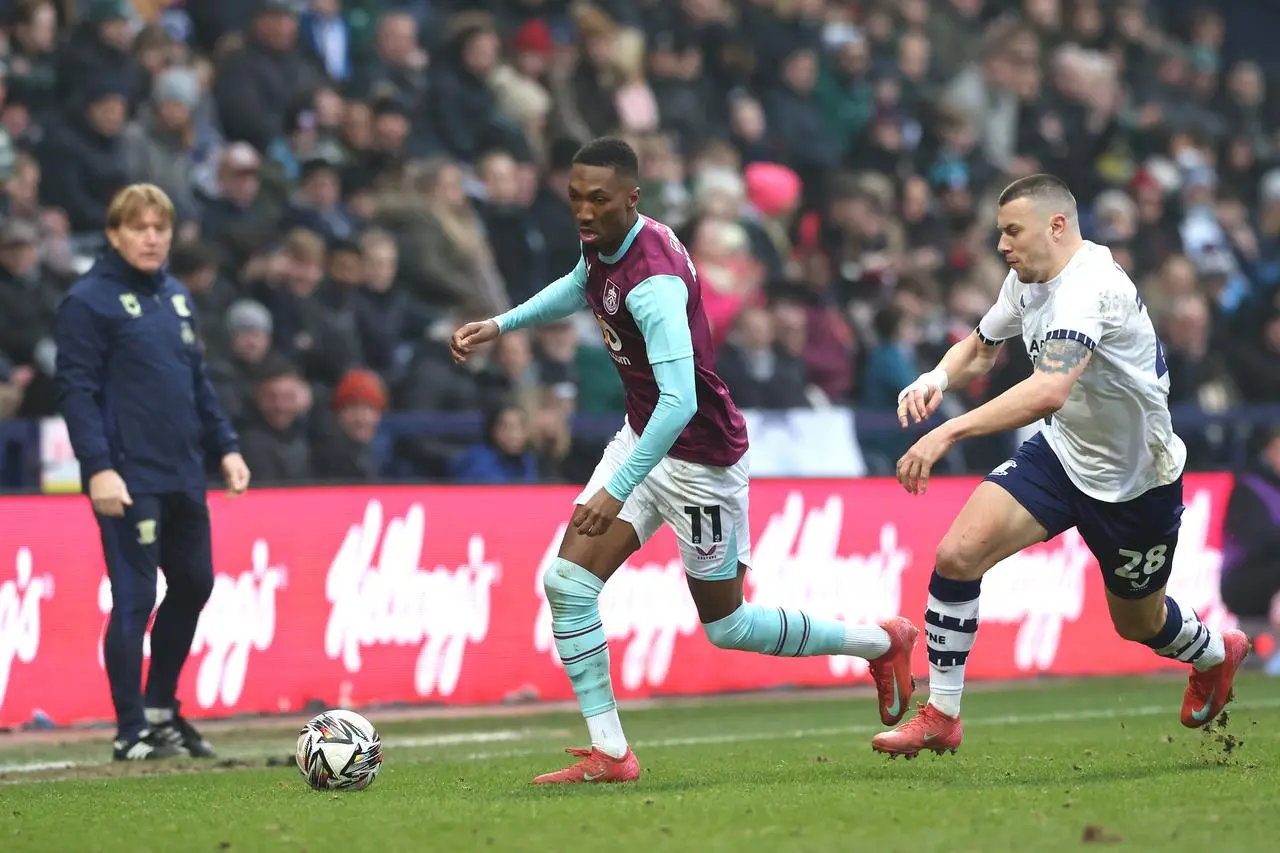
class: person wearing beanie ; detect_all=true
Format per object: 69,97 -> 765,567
311,368 -> 386,480
121,65 -> 209,223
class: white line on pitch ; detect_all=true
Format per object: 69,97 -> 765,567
4,696 -> 1279,778
458,696 -> 1280,761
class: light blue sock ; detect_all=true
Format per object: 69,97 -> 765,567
543,558 -> 617,717
703,602 -> 889,659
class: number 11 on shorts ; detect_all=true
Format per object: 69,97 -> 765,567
683,505 -> 723,545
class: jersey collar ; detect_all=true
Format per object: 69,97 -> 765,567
598,215 -> 645,265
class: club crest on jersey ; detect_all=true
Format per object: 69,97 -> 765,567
603,279 -> 620,315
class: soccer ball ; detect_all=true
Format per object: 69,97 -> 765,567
295,709 -> 383,791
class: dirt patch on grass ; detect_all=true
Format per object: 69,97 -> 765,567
0,754 -> 298,785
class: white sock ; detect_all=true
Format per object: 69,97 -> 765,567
586,708 -> 628,758
842,626 -> 891,659
925,586 -> 980,718
144,707 -> 173,725
1151,598 -> 1226,672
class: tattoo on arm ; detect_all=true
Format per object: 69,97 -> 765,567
1036,339 -> 1090,375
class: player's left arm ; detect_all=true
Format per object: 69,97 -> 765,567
944,278 -> 1114,441
941,337 -> 1091,440
896,281 -> 1106,495
604,275 -> 696,501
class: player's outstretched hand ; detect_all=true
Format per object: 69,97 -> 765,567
896,427 -> 956,496
450,319 -> 500,364
896,385 -> 944,427
572,488 -> 625,538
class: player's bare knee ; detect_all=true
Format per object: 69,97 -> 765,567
934,536 -> 988,582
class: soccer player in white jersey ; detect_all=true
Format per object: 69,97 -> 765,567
871,173 -> 1250,758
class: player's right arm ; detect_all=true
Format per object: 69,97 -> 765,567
898,275 -> 1020,426
53,293 -> 113,479
451,257 -> 588,362
54,292 -> 133,517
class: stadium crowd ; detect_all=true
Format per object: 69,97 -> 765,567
0,0 -> 1276,485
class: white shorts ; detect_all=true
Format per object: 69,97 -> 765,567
576,422 -> 752,581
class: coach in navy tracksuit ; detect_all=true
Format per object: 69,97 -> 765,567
54,184 -> 252,762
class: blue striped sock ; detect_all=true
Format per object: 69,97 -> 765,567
1143,596 -> 1226,672
924,571 -> 981,718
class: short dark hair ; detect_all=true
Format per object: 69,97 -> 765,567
998,173 -> 1078,225
169,241 -> 219,278
998,173 -> 1075,209
254,355 -> 300,385
572,137 -> 639,181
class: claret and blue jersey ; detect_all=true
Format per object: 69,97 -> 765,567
495,214 -> 748,501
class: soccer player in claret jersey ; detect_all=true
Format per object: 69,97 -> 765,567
451,137 -> 919,784
871,174 -> 1251,759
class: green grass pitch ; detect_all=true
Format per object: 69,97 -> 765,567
2,674 -> 1277,853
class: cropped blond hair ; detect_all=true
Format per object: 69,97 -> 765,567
106,184 -> 176,231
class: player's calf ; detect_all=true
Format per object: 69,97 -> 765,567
1119,593 -> 1249,727
543,558 -> 630,760
701,603 -> 917,723
701,601 -> 890,660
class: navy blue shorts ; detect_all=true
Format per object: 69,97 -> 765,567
983,432 -> 1184,600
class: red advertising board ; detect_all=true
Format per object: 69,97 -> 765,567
0,476 -> 1237,729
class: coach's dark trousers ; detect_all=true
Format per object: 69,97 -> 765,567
95,492 -> 214,741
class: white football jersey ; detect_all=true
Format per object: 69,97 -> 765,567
978,241 -> 1187,502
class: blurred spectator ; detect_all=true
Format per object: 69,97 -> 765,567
253,227 -> 360,386
0,217 -> 64,416
715,305 -> 809,410
38,75 -> 131,234
54,0 -> 145,110
429,23 -> 503,163
0,352 -> 32,419
0,0 -> 1278,489
209,298 -> 275,424
237,356 -> 314,485
475,148 -> 544,303
172,242 -> 231,327
121,65 -> 218,224
371,156 -> 508,317
8,1 -> 60,110
198,142 -> 279,275
449,404 -> 540,484
313,368 -> 386,480
298,0 -> 352,85
213,0 -> 323,152
353,227 -> 426,381
279,155 -> 356,242
1219,430 -> 1280,653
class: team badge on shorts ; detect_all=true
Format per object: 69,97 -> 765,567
603,280 -> 620,315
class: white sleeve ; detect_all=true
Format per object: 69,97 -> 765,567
977,273 -> 1022,345
1043,277 -> 1124,352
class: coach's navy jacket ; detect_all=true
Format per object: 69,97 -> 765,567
54,249 -> 240,495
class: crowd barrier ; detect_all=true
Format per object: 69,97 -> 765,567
5,404 -> 1280,489
0,475 -> 1238,729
